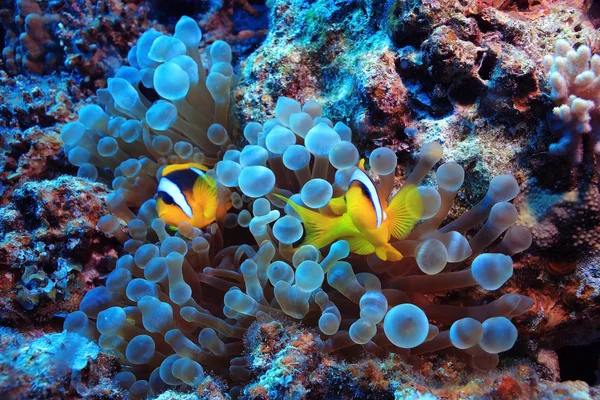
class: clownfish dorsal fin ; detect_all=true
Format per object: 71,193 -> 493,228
358,158 -> 366,171
190,168 -> 218,221
349,168 -> 384,228
161,162 -> 208,177
386,184 -> 423,240
329,196 -> 347,215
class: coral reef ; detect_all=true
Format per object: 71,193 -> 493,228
230,0 -> 600,385
198,0 -> 269,49
0,327 -> 123,398
1,0 -> 62,75
0,176 -> 114,323
57,17 -> 540,398
1,0 -> 600,397
235,0 -> 415,145
233,0 -> 596,165
543,39 -> 600,163
0,72 -> 82,131
0,0 -> 155,83
0,0 -> 269,86
242,318 -> 599,399
0,71 -> 120,328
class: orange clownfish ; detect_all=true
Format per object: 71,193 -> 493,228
276,168 -> 423,261
156,163 -> 231,229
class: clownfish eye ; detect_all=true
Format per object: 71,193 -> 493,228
161,193 -> 175,205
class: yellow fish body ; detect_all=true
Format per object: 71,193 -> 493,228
156,163 -> 231,229
276,168 -> 423,261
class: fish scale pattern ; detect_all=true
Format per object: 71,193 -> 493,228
62,16 -> 535,398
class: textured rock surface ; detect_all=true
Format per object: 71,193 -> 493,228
0,0 -> 155,81
0,70 -> 117,328
0,328 -> 123,399
0,0 -> 268,85
243,319 -> 599,399
0,176 -> 115,326
234,0 -> 595,160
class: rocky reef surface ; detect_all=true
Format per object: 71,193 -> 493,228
0,0 -> 599,398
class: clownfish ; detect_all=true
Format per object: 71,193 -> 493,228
276,168 -> 423,261
156,163 -> 231,229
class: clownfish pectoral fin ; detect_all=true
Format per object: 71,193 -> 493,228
345,236 -> 376,255
386,184 -> 423,240
192,173 -> 219,221
329,196 -> 347,215
274,194 -> 359,249
375,247 -> 388,261
215,186 -> 233,222
167,224 -> 179,233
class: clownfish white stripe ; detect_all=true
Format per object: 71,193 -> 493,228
158,177 -> 193,218
350,168 -> 383,228
190,167 -> 205,177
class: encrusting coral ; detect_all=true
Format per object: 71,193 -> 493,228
0,327 -> 126,398
1,0 -> 152,79
62,16 -> 535,398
